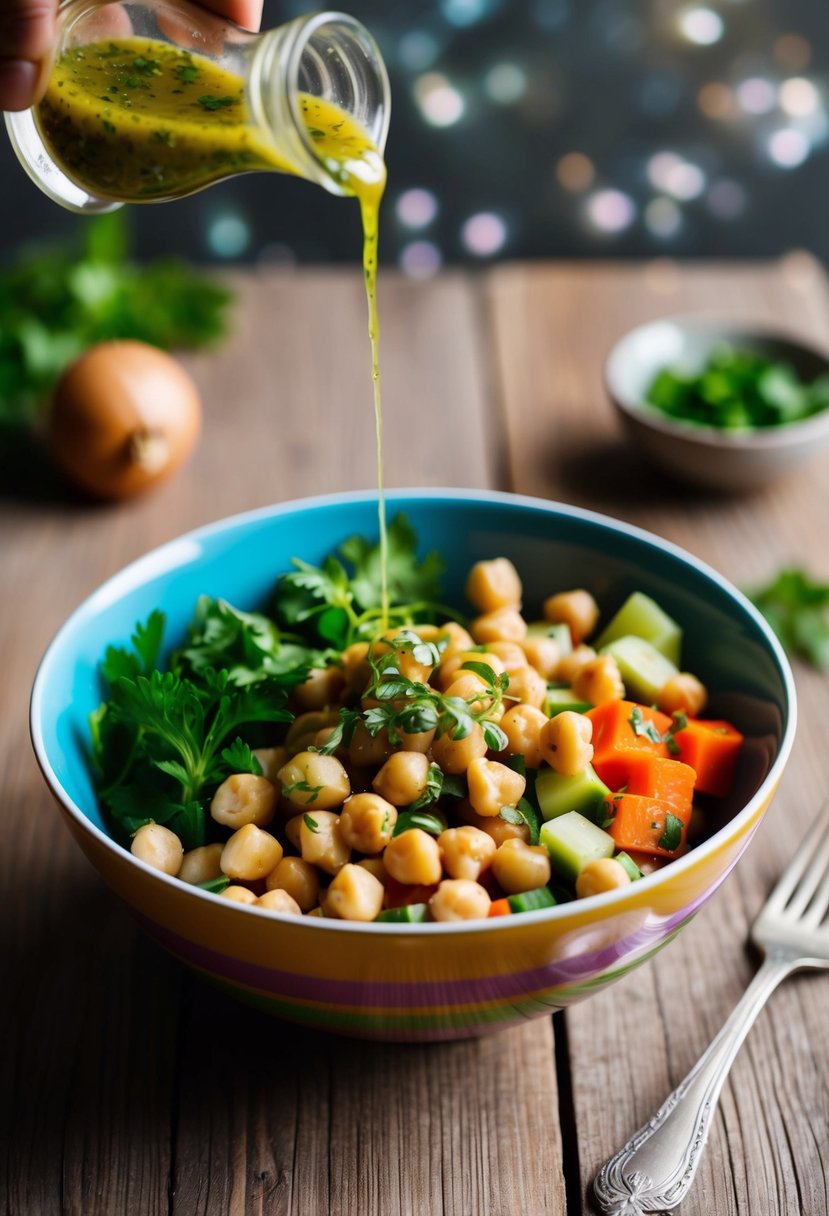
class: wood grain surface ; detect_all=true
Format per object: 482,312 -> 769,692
2,259 -> 828,1215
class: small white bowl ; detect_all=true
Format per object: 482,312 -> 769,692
605,317 -> 829,491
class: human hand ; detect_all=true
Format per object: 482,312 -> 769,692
0,0 -> 264,111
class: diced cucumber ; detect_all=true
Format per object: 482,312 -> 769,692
535,764 -> 611,823
614,851 -> 644,881
526,620 -> 573,656
600,635 -> 679,704
544,685 -> 592,717
508,887 -> 557,913
376,903 -> 430,923
540,811 -> 615,882
595,591 -> 682,665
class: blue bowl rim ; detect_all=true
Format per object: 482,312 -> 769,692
30,487 -> 798,936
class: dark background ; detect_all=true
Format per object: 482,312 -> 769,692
2,0 -> 828,270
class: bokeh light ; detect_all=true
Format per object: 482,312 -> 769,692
766,128 -> 810,167
773,33 -> 812,72
647,152 -> 706,200
440,0 -> 498,28
396,188 -> 440,228
678,7 -> 725,45
556,152 -> 595,192
398,30 -> 441,72
461,212 -> 508,256
736,77 -> 776,115
779,77 -> 821,118
400,240 -> 443,278
585,189 -> 637,234
645,197 -> 683,239
706,179 -> 747,219
697,82 -> 734,119
484,63 -> 528,105
207,213 -> 250,258
414,73 -> 466,127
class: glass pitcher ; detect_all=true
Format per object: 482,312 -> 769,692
4,0 -> 390,213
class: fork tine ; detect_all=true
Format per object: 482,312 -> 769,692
764,803 -> 829,914
785,826 -> 829,919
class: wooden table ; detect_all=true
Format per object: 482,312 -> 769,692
2,259 -> 828,1215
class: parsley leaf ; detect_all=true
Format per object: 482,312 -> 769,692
658,812 -> 684,853
392,810 -> 445,837
747,568 -> 829,669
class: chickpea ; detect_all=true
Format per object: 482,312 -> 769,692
211,773 -> 278,829
438,649 -> 505,691
398,726 -> 436,754
491,838 -> 551,894
543,589 -> 600,644
278,751 -> 351,810
348,721 -> 394,768
539,711 -> 594,776
221,823 -> 283,881
437,621 -> 475,652
341,641 -> 372,695
456,798 -> 531,846
252,746 -> 290,785
575,857 -> 632,899
284,814 -> 303,852
572,655 -> 625,707
466,756 -> 526,818
285,710 -> 339,755
265,855 -> 320,911
465,558 -> 523,613
293,664 -> 345,711
220,885 -> 257,905
178,842 -> 224,885
373,751 -> 431,807
429,879 -> 491,922
357,856 -> 388,885
658,672 -> 708,717
438,826 -> 497,881
383,828 -> 443,885
554,644 -> 598,684
325,863 -> 385,922
131,823 -> 183,875
431,722 -> 488,774
443,672 -> 499,721
396,648 -> 435,685
339,792 -> 397,853
257,888 -> 303,915
500,704 -> 547,768
471,607 -> 528,645
519,635 -> 561,680
506,665 -> 547,710
488,640 -> 530,672
299,809 -> 351,876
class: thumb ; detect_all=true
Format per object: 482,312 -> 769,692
0,0 -> 55,111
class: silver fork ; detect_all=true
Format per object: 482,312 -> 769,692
593,801 -> 829,1216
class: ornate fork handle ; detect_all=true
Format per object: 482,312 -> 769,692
592,954 -> 796,1215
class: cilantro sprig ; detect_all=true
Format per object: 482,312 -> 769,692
273,514 -> 448,651
747,568 -> 829,670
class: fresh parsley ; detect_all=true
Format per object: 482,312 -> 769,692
0,211 -> 233,431
747,568 -> 829,670
658,812 -> 684,852
91,613 -> 291,849
392,810 -> 445,837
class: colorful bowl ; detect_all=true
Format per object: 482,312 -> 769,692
30,490 -> 796,1041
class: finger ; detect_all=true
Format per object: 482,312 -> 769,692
201,0 -> 263,32
0,0 -> 56,110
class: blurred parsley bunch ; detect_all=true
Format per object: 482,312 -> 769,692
0,211 -> 233,430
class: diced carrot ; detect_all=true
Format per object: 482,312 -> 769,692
606,793 -> 691,858
672,719 -> 743,798
587,700 -> 672,769
488,898 -> 512,918
384,878 -> 440,909
593,751 -> 695,815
